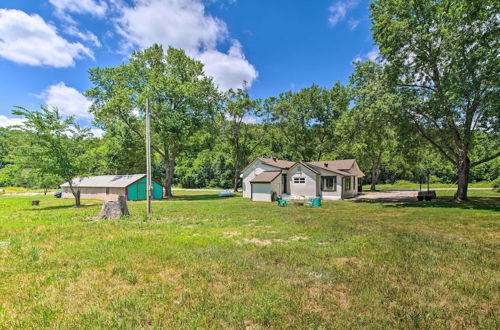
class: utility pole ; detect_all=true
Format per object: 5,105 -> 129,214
146,98 -> 152,214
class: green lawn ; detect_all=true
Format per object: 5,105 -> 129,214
363,181 -> 495,190
0,187 -> 58,194
0,190 -> 499,328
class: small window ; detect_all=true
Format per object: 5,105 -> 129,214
344,177 -> 351,191
322,176 -> 337,191
293,177 -> 306,184
106,187 -> 110,195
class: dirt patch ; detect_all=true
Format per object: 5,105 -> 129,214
158,267 -> 182,282
222,231 -> 241,237
306,283 -> 350,318
238,238 -> 273,246
333,257 -> 361,266
290,235 -> 309,241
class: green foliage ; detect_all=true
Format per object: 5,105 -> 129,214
263,83 -> 349,161
86,44 -> 221,197
9,106 -> 90,205
370,0 -> 500,199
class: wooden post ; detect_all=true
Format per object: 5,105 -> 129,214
146,98 -> 152,215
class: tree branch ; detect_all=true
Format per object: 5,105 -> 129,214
412,118 -> 456,164
470,151 -> 500,168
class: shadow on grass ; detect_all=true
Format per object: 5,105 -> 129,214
381,197 -> 500,212
169,194 -> 236,201
29,204 -> 99,211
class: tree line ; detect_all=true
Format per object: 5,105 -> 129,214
0,0 -> 498,204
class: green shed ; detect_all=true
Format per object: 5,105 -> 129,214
61,174 -> 164,202
126,176 -> 164,201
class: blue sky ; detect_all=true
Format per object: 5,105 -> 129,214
0,0 -> 377,132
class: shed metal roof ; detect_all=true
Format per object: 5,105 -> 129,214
60,174 -> 146,188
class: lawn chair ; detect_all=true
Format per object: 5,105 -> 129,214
275,194 -> 287,207
306,197 -> 321,207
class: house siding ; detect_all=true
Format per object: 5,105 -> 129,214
251,179 -> 280,202
62,187 -> 125,201
242,160 -> 281,198
288,165 -> 317,198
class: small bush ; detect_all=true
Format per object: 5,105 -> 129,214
429,175 -> 442,184
492,177 -> 500,189
395,180 -> 412,185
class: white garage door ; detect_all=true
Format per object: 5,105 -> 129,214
251,183 -> 272,202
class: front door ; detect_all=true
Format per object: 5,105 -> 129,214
138,183 -> 146,200
282,174 -> 287,193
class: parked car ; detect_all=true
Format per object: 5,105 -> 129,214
54,190 -> 62,198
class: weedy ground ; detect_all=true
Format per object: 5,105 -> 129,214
0,190 -> 498,328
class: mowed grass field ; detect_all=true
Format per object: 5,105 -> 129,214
0,190 -> 499,328
362,181 -> 495,190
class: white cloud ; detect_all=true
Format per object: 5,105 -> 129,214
115,0 -> 257,91
366,47 -> 380,61
90,128 -> 104,137
199,41 -> 258,91
328,0 -> 359,27
64,25 -> 101,47
348,18 -> 360,30
39,82 -> 92,119
117,0 -> 226,55
49,0 -> 107,20
353,46 -> 380,63
0,115 -> 24,128
0,9 -> 93,67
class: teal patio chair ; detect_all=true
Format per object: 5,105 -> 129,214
275,194 -> 287,207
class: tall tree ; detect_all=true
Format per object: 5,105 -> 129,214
86,44 -> 221,198
224,88 -> 261,192
263,83 -> 349,161
370,0 -> 500,200
339,60 -> 400,191
11,106 -> 90,206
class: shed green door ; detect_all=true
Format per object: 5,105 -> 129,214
138,183 -> 146,200
126,177 -> 163,201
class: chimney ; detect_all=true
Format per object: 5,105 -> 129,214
324,162 -> 328,167
272,157 -> 277,162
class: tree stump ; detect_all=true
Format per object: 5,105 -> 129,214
98,196 -> 130,220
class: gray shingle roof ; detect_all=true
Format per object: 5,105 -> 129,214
60,174 -> 146,188
258,157 -> 296,169
306,159 -> 356,171
250,171 -> 281,183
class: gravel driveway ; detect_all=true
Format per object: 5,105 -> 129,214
352,190 -> 418,202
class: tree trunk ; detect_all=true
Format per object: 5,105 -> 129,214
74,190 -> 81,207
233,167 -> 240,192
44,188 -> 48,195
68,181 -> 81,207
455,154 -> 470,201
370,152 -> 382,191
233,151 -> 241,192
164,154 -> 175,199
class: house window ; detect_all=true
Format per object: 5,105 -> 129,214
106,187 -> 110,195
322,176 -> 337,191
344,177 -> 351,191
293,177 -> 305,184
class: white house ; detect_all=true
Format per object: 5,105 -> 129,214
241,157 -> 364,202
